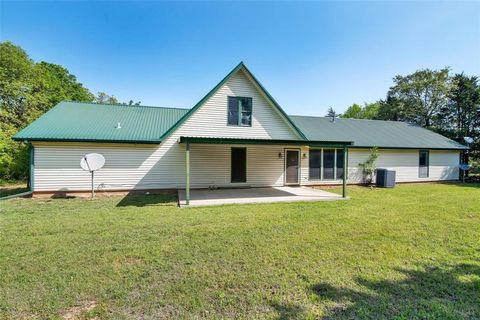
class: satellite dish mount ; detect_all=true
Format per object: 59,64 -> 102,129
80,153 -> 105,198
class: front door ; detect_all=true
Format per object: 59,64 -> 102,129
285,149 -> 300,185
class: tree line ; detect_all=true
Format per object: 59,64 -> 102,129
328,68 -> 480,166
0,42 -> 140,180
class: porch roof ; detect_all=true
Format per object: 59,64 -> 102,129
178,136 -> 353,147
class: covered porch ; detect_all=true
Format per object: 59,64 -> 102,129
179,136 -> 352,206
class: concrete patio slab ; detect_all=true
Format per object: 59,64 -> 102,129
178,186 -> 347,207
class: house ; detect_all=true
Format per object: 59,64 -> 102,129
14,62 -> 467,203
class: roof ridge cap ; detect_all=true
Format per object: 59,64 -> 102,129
289,114 -> 412,124
61,100 -> 190,111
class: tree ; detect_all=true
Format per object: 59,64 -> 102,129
0,41 -> 94,180
439,73 -> 480,162
127,100 -> 142,106
358,146 -> 380,184
342,102 -> 380,119
376,96 -> 405,121
386,68 -> 451,128
95,92 -> 119,104
363,102 -> 381,119
342,103 -> 363,119
326,107 -> 338,118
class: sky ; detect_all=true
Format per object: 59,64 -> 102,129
1,1 -> 479,116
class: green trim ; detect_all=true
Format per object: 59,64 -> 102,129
179,136 -> 352,146
29,144 -> 34,192
14,138 -> 161,144
160,62 -> 307,141
185,142 -> 190,205
348,145 -> 467,151
342,145 -> 347,198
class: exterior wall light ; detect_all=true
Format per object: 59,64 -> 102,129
278,152 -> 282,159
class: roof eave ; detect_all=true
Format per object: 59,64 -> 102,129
349,145 -> 468,151
12,137 -> 162,144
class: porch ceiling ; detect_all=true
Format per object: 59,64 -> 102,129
179,136 -> 353,147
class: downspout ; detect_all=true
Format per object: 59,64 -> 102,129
342,144 -> 347,198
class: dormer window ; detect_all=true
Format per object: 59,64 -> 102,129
228,97 -> 252,126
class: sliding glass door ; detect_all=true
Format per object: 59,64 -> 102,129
323,149 -> 335,180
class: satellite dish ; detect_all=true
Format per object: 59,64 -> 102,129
80,153 -> 105,172
464,137 -> 474,144
80,153 -> 105,198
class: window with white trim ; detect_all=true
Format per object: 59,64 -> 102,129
228,97 -> 252,126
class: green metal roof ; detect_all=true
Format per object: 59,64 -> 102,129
13,101 -> 189,144
12,62 -> 467,151
289,115 -> 468,150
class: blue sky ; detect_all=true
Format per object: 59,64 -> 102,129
1,1 -> 479,116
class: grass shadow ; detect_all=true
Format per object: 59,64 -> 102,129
448,182 -> 480,189
270,302 -> 307,320
310,263 -> 480,319
116,193 -> 177,207
0,186 -> 29,198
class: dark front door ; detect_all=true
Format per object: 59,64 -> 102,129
285,150 -> 300,185
231,147 -> 247,183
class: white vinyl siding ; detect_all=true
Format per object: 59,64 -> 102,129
345,149 -> 460,183
177,69 -> 300,140
32,142 -> 460,191
32,142 -> 292,191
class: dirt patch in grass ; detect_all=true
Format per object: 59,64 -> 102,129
63,300 -> 97,320
112,255 -> 145,270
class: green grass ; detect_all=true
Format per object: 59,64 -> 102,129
0,183 -> 479,319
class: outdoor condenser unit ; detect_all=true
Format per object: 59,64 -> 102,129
375,168 -> 396,188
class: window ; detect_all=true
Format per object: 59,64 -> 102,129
228,97 -> 252,126
323,149 -> 335,180
419,150 -> 429,178
309,150 -> 321,180
231,148 -> 247,183
309,148 -> 345,181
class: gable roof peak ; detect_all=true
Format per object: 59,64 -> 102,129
160,62 -> 307,140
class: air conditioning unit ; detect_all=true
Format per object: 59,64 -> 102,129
376,168 -> 396,188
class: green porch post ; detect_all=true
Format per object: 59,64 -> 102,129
342,145 -> 347,198
185,141 -> 190,205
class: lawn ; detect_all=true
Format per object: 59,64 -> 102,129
0,184 -> 479,319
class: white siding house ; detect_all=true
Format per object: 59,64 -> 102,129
15,62 -> 467,197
